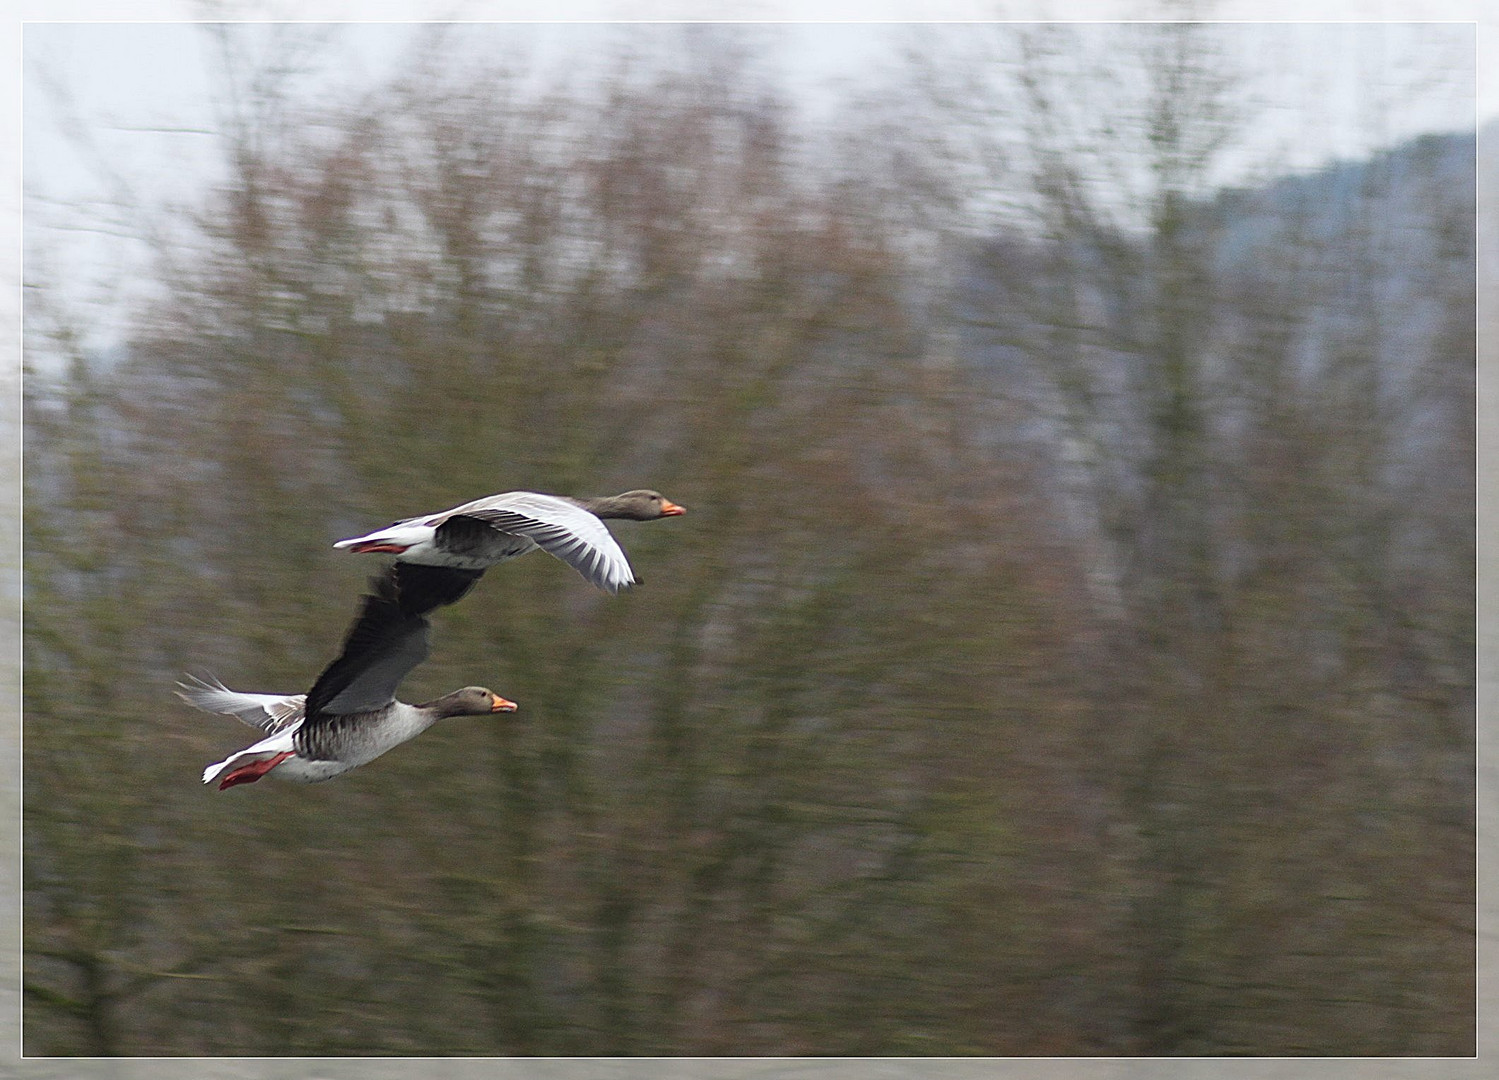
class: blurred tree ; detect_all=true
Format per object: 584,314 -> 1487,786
899,21 -> 1475,1054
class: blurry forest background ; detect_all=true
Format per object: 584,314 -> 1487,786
22,24 -> 1475,1056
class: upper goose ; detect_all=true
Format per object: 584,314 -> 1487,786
332,488 -> 685,607
180,569 -> 517,790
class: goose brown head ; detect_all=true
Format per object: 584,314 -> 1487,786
582,490 -> 687,521
424,686 -> 518,719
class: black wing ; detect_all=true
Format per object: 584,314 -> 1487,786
391,560 -> 485,615
301,570 -> 431,732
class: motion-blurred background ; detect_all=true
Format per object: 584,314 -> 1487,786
21,20 -> 1476,1056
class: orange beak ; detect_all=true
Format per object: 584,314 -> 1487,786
659,500 -> 686,517
490,694 -> 518,713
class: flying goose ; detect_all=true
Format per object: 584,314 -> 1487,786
333,488 -> 685,606
180,570 -> 517,790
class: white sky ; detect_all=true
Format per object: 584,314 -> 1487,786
5,1 -> 1496,366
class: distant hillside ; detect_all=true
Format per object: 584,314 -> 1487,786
956,126 -> 1474,610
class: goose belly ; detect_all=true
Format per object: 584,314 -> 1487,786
292,707 -> 436,773
275,756 -> 358,783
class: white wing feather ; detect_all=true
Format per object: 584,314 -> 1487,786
176,675 -> 305,733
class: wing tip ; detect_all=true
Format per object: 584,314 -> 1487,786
176,672 -> 221,710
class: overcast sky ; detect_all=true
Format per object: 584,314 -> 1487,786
7,1 -> 1496,367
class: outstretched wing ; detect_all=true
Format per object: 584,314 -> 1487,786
435,491 -> 636,594
301,569 -> 431,732
176,674 -> 304,733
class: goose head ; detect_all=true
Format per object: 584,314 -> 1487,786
585,490 -> 687,521
424,686 -> 519,719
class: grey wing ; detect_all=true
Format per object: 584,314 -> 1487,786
301,572 -> 433,730
176,675 -> 305,733
318,620 -> 430,715
438,492 -> 636,593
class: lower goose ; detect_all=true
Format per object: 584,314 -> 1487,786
333,489 -> 685,605
180,569 -> 516,790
